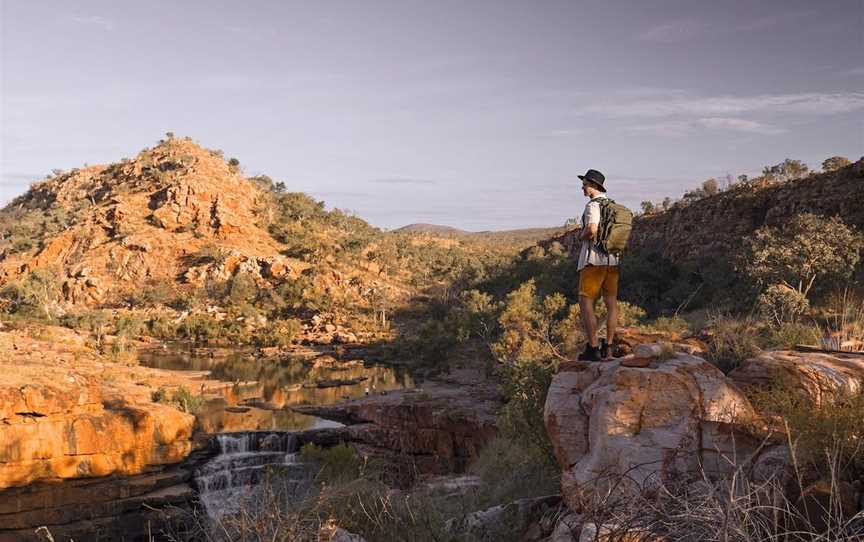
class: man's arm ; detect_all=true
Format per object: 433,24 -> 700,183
579,201 -> 601,240
579,223 -> 598,241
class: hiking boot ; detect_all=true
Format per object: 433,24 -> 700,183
577,344 -> 601,362
600,338 -> 611,360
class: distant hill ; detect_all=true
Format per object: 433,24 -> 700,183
395,223 -> 567,249
394,223 -> 468,235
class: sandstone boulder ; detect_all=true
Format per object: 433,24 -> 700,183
729,350 -> 864,405
544,354 -> 758,511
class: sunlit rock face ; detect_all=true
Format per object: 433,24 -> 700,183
543,354 -> 758,511
0,377 -> 194,489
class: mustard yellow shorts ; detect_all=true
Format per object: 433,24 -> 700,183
578,265 -> 619,300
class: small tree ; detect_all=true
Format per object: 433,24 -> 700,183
702,178 -> 719,196
744,214 -> 862,299
640,201 -> 656,215
764,159 -> 809,182
756,284 -> 810,326
822,156 -> 851,172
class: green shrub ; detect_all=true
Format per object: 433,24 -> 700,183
61,310 -> 110,346
750,387 -> 864,479
177,313 -> 222,343
298,442 -> 362,484
744,214 -> 862,300
765,321 -> 820,349
115,313 -> 146,338
106,337 -> 138,365
491,280 -> 581,363
0,268 -> 62,320
497,360 -> 557,466
756,284 -> 810,326
705,316 -> 763,373
125,278 -> 175,307
255,318 -> 301,347
148,314 -> 178,339
469,437 -> 559,508
151,386 -> 206,414
646,315 -> 691,335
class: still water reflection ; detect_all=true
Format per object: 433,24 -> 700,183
139,346 -> 414,433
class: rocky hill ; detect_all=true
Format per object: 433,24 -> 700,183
0,138 -> 298,304
629,158 -> 864,263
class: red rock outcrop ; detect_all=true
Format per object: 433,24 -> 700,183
0,325 -> 226,491
0,139 -> 292,305
0,378 -> 194,489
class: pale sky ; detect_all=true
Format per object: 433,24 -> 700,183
1,0 -> 862,230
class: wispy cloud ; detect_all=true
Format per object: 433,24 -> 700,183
627,117 -> 783,137
371,178 -> 438,186
695,117 -> 783,134
732,11 -> 811,32
638,18 -> 707,43
577,92 -> 864,118
837,67 -> 864,77
535,128 -> 584,138
639,11 -> 811,44
69,15 -> 116,31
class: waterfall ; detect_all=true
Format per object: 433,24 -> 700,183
195,431 -> 311,519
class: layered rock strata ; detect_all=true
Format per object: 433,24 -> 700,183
0,447 -> 215,542
0,378 -> 195,489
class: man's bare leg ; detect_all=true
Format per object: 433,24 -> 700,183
579,295 -> 599,347
604,294 -> 618,346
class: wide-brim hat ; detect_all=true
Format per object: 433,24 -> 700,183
578,169 -> 606,192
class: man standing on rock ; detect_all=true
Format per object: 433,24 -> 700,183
575,169 -> 618,362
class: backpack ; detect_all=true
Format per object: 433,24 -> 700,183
595,198 -> 633,257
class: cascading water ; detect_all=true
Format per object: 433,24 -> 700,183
195,431 -> 314,519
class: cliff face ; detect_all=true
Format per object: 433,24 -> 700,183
542,160 -> 864,265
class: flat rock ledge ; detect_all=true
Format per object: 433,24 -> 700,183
0,377 -> 195,490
